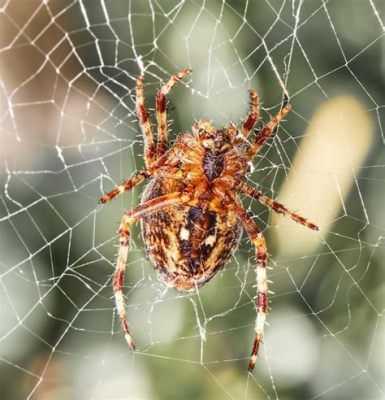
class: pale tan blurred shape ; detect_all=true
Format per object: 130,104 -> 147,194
0,2 -> 111,171
271,96 -> 374,258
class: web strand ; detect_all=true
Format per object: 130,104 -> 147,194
0,1 -> 384,399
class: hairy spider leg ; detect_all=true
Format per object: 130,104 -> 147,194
136,75 -> 156,168
241,90 -> 260,138
241,184 -> 319,231
99,142 -> 184,204
99,171 -> 151,204
246,103 -> 291,160
234,204 -> 268,372
114,191 -> 194,350
156,69 -> 191,158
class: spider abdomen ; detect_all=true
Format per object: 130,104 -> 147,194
141,177 -> 243,291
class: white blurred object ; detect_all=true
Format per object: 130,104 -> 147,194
272,96 -> 374,257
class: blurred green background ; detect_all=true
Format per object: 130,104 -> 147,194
1,1 -> 384,399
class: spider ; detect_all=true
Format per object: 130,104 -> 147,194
99,69 -> 318,372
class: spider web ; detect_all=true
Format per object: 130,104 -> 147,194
1,1 -> 385,399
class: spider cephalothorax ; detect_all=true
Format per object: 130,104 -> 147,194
99,69 -> 318,371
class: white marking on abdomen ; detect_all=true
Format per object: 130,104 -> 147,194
204,234 -> 216,246
179,226 -> 190,240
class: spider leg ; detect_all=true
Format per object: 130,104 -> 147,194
156,69 -> 191,158
241,90 -> 260,138
99,141 -> 185,204
114,191 -> 194,350
192,118 -> 216,135
246,102 -> 291,160
241,184 -> 319,231
234,203 -> 268,372
136,75 -> 156,168
99,170 -> 151,204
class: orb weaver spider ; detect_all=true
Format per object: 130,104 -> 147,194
99,69 -> 318,371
